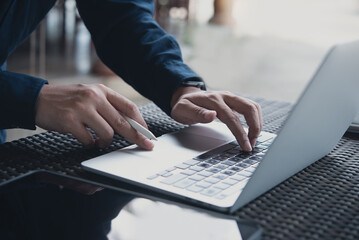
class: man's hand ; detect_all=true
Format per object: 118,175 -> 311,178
35,84 -> 154,150
171,87 -> 262,152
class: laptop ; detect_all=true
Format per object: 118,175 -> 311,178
82,40 -> 359,214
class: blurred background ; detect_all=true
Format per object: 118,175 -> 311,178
5,0 -> 359,238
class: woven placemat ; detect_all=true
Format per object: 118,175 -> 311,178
1,99 -> 358,240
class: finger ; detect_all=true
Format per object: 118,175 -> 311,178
171,99 -> 217,125
83,109 -> 114,148
97,99 -> 154,150
254,102 -> 263,145
224,95 -> 262,147
187,94 -> 252,151
216,105 -> 253,152
68,122 -> 95,147
106,89 -> 148,129
115,114 -> 154,150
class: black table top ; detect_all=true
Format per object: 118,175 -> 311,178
1,98 -> 358,240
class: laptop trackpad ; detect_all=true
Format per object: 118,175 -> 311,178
82,122 -> 234,178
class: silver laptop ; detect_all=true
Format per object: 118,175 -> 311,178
82,40 -> 359,214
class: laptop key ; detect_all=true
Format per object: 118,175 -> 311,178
254,145 -> 266,151
221,152 -> 236,158
258,135 -> 271,142
222,178 -> 238,185
222,170 -> 236,176
201,187 -> 222,197
231,175 -> 247,181
236,152 -> 252,158
226,146 -> 241,154
194,143 -> 234,160
251,148 -> 263,154
205,177 -> 221,184
189,165 -> 205,172
175,163 -> 190,169
228,157 -> 243,162
189,174 -> 206,181
213,155 -> 229,161
198,163 -> 212,168
238,171 -> 252,177
198,171 -> 214,177
216,193 -> 230,200
166,167 -> 177,172
184,159 -> 200,166
213,183 -> 231,190
245,166 -> 256,173
174,179 -> 196,188
229,166 -> 242,172
243,159 -> 257,165
158,170 -> 169,176
260,142 -> 272,147
207,167 -> 221,173
236,163 -> 250,168
205,159 -> 220,165
196,181 -> 212,188
249,156 -> 262,161
181,169 -> 197,176
222,160 -> 236,166
214,164 -> 228,170
187,185 -> 204,193
160,173 -> 187,185
147,174 -> 158,180
213,174 -> 228,180
162,172 -> 173,177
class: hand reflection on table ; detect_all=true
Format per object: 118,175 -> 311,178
0,175 -> 133,240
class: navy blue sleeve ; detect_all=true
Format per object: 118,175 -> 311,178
76,0 -> 202,115
0,70 -> 47,130
0,0 -> 55,132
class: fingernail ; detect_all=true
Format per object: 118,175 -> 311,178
143,138 -> 154,150
251,138 -> 257,147
244,140 -> 252,152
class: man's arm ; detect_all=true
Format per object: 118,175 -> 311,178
75,0 -> 262,151
0,70 -> 47,130
76,0 -> 202,115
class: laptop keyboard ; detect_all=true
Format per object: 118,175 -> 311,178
147,133 -> 275,200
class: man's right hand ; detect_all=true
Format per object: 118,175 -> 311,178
35,84 -> 154,150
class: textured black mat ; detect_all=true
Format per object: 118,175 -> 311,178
1,99 -> 358,240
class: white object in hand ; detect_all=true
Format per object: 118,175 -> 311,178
124,116 -> 158,141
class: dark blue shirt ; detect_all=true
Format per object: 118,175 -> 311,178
0,0 -> 201,143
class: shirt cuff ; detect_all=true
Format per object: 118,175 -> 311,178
0,71 -> 48,130
148,60 -> 203,116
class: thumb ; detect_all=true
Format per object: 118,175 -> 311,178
172,99 -> 217,124
198,109 -> 217,123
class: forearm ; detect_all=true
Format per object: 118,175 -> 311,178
0,71 -> 47,129
76,0 -> 202,114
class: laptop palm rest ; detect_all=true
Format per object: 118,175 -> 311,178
82,122 -> 234,185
